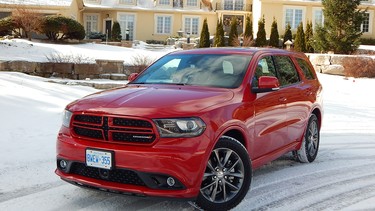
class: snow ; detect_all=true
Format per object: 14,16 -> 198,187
1,40 -> 375,210
0,39 -> 177,64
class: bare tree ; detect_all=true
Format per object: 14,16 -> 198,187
12,7 -> 42,40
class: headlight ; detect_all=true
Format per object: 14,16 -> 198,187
153,118 -> 206,138
62,110 -> 73,128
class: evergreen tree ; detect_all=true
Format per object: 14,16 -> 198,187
314,0 -> 365,54
305,21 -> 314,53
199,18 -> 210,48
243,15 -> 253,40
111,21 -> 122,41
228,17 -> 238,46
294,22 -> 306,52
255,16 -> 267,47
243,15 -> 253,46
269,17 -> 279,48
283,23 -> 293,47
214,18 -> 225,47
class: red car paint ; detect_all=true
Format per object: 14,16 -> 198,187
56,48 -> 323,204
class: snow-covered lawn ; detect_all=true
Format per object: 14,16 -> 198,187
1,39 -> 375,210
0,39 -> 176,64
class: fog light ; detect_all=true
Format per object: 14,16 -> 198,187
167,177 -> 175,187
60,160 -> 67,169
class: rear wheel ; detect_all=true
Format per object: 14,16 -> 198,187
295,114 -> 320,163
196,136 -> 251,211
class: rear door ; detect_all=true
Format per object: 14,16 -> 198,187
273,55 -> 307,145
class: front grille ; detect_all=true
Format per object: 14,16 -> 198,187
70,162 -> 146,186
71,114 -> 156,144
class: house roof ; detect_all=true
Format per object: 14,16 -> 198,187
0,0 -> 72,6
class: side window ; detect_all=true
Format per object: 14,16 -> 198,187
274,56 -> 300,86
296,58 -> 315,80
253,56 -> 277,87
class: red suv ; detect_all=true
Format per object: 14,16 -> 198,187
56,48 -> 323,210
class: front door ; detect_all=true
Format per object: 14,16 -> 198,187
253,55 -> 287,159
105,20 -> 112,39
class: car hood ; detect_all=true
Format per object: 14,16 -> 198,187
67,85 -> 234,118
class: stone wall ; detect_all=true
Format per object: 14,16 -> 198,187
0,59 -> 132,80
307,54 -> 375,76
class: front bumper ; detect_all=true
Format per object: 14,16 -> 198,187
56,126 -> 212,198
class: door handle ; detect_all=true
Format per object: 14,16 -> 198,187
279,97 -> 287,102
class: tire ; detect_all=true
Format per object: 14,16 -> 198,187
295,114 -> 320,163
196,136 -> 252,211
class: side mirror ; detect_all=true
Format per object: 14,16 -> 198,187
252,76 -> 280,93
128,73 -> 139,82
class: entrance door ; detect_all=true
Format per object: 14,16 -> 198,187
105,20 -> 112,39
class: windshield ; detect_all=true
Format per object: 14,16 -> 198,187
131,54 -> 252,88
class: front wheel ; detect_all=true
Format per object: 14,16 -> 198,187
196,136 -> 252,211
295,114 -> 320,163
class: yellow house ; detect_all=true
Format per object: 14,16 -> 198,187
72,0 -> 253,41
252,0 -> 375,39
0,0 -> 73,19
1,0 -> 374,41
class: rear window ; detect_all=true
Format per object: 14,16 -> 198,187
274,56 -> 300,86
297,58 -> 316,80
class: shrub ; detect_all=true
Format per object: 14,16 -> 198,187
41,15 -> 85,41
129,54 -> 155,73
343,57 -> 375,78
199,18 -> 210,48
305,21 -> 314,53
255,16 -> 267,47
111,21 -> 122,41
283,23 -> 293,47
45,52 -> 94,63
12,8 -> 42,40
294,22 -> 306,52
88,32 -> 106,40
228,17 -> 238,47
146,40 -> 165,45
360,38 -> 375,45
214,18 -> 225,47
269,18 -> 279,48
0,17 -> 16,36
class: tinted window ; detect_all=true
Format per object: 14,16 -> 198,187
274,56 -> 300,86
297,58 -> 315,80
252,56 -> 277,87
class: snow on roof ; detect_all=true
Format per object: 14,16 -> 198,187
0,0 -> 72,6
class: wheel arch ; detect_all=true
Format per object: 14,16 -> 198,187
311,108 -> 322,129
222,129 -> 247,150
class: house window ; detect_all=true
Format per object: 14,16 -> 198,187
224,0 -> 244,11
184,17 -> 199,36
186,0 -> 198,7
313,8 -> 324,29
85,0 -> 99,3
361,12 -> 370,33
158,0 -> 170,5
156,15 -> 172,34
119,0 -> 133,4
119,14 -> 135,40
85,14 -> 99,35
284,7 -> 305,29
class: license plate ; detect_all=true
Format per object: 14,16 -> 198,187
86,149 -> 113,170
